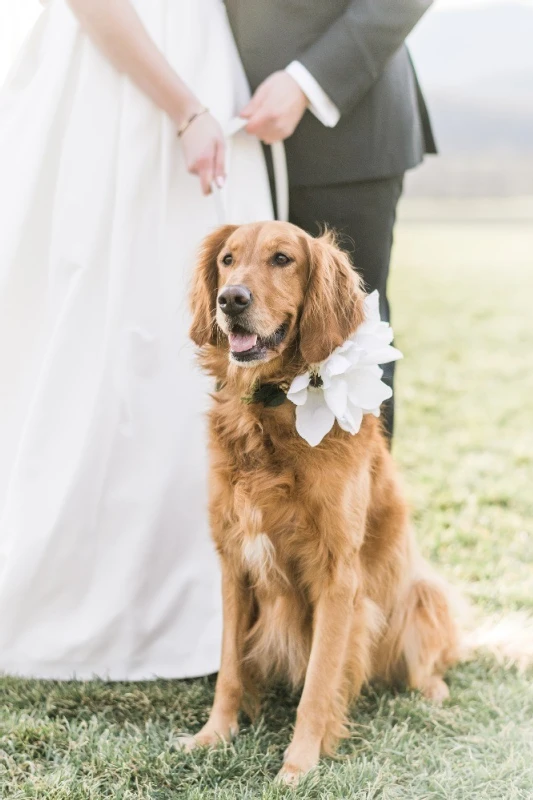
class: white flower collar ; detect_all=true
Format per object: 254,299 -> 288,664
287,291 -> 403,446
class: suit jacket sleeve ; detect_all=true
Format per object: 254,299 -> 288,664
298,0 -> 433,116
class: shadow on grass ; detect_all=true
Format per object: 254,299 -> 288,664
0,666 -> 467,735
2,661 -> 531,797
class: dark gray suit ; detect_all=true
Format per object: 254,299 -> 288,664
225,0 -> 436,437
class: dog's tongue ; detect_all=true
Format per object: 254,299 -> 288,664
229,332 -> 258,353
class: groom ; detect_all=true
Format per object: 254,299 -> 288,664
225,0 -> 435,440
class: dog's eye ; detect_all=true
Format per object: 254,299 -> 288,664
272,252 -> 292,267
222,254 -> 233,266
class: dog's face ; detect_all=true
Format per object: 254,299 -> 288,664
213,222 -> 308,366
190,221 -> 365,368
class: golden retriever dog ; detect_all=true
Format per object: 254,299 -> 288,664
183,221 -> 459,784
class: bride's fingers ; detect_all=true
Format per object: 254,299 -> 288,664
240,90 -> 262,119
198,156 -> 214,195
213,140 -> 226,188
245,109 -> 271,139
242,78 -> 269,118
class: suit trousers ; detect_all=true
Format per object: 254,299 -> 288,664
288,175 -> 404,440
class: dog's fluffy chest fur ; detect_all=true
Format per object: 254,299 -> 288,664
216,449 -> 308,592
209,398 -> 373,592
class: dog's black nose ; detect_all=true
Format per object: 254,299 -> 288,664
218,285 -> 252,316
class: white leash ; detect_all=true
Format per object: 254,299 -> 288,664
211,117 -> 289,225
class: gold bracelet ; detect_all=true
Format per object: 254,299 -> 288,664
177,107 -> 209,138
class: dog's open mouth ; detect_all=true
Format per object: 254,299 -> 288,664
228,323 -> 288,362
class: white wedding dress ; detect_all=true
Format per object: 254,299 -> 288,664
0,0 -> 272,680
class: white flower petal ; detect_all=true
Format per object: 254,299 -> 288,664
337,339 -> 355,355
348,368 -> 392,409
288,372 -> 311,395
354,320 -> 372,336
339,403 -> 363,434
288,388 -> 308,406
355,328 -> 394,349
359,344 -> 403,366
364,290 -> 380,322
343,346 -> 362,367
295,391 -> 335,446
337,417 -> 355,433
324,377 -> 348,418
383,345 -> 403,362
323,352 -> 350,377
364,364 -> 384,378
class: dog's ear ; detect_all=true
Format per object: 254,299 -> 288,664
299,231 -> 366,365
190,224 -> 238,347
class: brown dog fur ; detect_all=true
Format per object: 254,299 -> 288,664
184,222 -> 459,784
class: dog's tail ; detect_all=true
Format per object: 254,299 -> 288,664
461,610 -> 533,672
427,572 -> 533,672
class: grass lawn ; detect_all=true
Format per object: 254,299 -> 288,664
1,198 -> 532,799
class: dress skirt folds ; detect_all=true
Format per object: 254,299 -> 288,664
0,0 -> 273,679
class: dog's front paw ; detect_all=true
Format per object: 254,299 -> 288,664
276,763 -> 304,786
276,760 -> 318,786
276,743 -> 320,786
175,734 -> 201,753
176,720 -> 239,752
421,676 -> 450,704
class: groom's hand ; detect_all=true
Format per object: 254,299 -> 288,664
241,72 -> 308,144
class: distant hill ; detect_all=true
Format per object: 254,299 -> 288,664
407,2 -> 533,196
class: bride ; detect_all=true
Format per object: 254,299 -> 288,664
0,0 -> 272,680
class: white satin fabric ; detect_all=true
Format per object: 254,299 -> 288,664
0,0 -> 273,680
0,1 -> 40,84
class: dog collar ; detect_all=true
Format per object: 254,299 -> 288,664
215,380 -> 288,408
243,382 -> 288,408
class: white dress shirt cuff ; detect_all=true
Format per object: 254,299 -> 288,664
286,61 -> 341,128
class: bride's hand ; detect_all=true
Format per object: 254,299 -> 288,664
66,0 -> 226,196
180,112 -> 226,196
